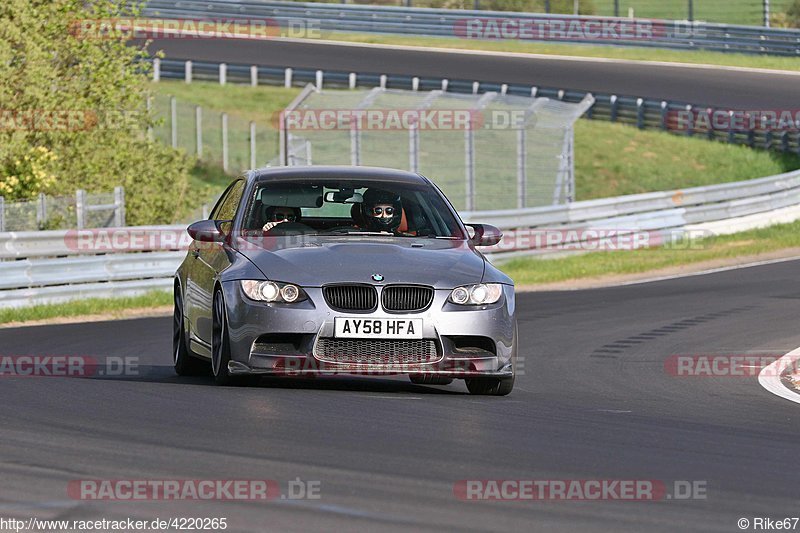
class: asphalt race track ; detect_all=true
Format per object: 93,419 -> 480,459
147,38 -> 800,109
2,259 -> 799,532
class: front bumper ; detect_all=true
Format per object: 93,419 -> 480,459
220,281 -> 516,378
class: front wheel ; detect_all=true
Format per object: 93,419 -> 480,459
465,375 -> 514,396
212,290 -> 243,386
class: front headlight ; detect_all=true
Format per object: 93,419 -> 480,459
240,280 -> 307,303
448,283 -> 503,305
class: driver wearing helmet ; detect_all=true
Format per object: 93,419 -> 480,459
360,189 -> 407,235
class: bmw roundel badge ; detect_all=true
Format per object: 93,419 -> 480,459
372,274 -> 384,282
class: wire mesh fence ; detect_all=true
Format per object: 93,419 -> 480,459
0,188 -> 125,232
278,87 -> 593,211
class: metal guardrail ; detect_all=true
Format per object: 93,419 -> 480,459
2,169 -> 800,307
142,0 -> 800,56
154,58 -> 800,155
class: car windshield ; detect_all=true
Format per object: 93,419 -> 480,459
242,178 -> 466,239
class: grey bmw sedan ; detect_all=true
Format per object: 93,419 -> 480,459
174,166 -> 516,395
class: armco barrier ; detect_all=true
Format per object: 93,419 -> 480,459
2,169 -> 800,308
142,1 -> 800,56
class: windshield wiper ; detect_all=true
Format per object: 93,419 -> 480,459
324,230 -> 395,236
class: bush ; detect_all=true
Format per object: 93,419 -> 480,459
0,0 -> 190,225
785,0 -> 800,27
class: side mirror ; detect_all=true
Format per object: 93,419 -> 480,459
466,223 -> 503,247
187,219 -> 228,243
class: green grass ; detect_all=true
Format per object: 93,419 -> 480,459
500,219 -> 800,285
313,31 -> 800,72
0,291 -> 172,325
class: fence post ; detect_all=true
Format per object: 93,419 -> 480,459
250,65 -> 258,87
250,121 -> 257,169
221,113 -> 229,173
688,0 -> 694,21
114,186 -> 126,227
284,67 -> 293,88
0,196 -> 4,232
764,0 -> 770,27
409,121 -> 419,172
36,192 -> 46,228
464,125 -> 475,211
170,96 -> 177,148
219,62 -> 227,85
195,105 -> 203,158
76,189 -> 86,230
614,0 -> 619,17
660,101 -> 668,130
184,60 -> 192,83
350,123 -> 361,166
573,0 -> 579,15
544,0 -> 550,13
152,57 -> 160,82
685,104 -> 693,136
516,128 -> 526,209
146,95 -> 153,142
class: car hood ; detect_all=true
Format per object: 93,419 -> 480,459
235,235 -> 485,289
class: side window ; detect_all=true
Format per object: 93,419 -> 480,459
210,180 -> 245,222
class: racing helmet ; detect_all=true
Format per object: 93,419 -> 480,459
361,189 -> 402,232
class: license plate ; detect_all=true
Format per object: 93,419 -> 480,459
334,318 -> 423,339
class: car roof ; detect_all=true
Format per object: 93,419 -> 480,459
250,166 -> 429,185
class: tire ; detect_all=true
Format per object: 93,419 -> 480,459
211,290 -> 246,386
409,374 -> 453,386
465,375 -> 515,396
173,287 -> 207,376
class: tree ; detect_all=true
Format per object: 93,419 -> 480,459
0,0 -> 190,225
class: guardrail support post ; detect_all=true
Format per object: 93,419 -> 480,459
76,189 -> 86,230
610,95 -> 618,122
285,68 -> 293,88
501,84 -> 508,95
222,113 -> 229,173
170,96 -> 177,148
412,77 -> 419,91
152,57 -> 160,82
765,129 -> 773,150
251,65 -> 258,87
380,75 -> 387,89
114,186 -> 125,227
195,105 -> 203,158
219,63 -> 227,85
316,70 -> 323,91
728,111 -> 735,143
685,105 -> 693,136
441,79 -> 449,92
781,131 -> 789,152
660,101 -> 668,130
636,98 -> 645,129
250,121 -> 257,169
184,60 -> 192,83
36,192 -> 46,228
349,72 -> 357,89
0,196 -> 5,232
472,81 -> 479,94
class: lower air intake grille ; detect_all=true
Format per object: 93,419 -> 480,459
315,338 -> 439,365
323,285 -> 377,312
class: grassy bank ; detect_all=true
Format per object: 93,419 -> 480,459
501,220 -> 800,285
